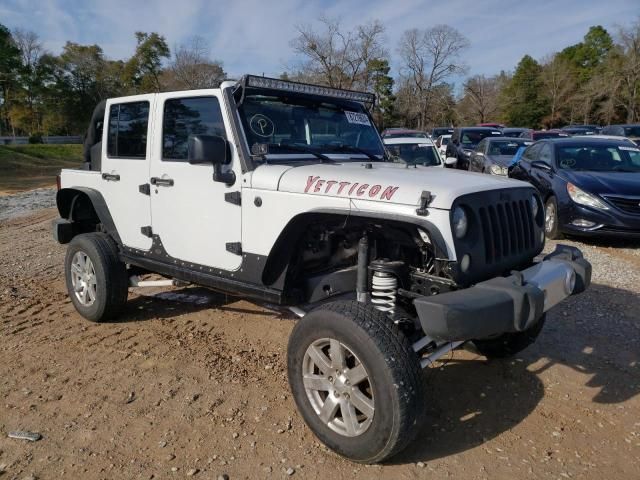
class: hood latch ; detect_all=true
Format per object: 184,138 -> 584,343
416,190 -> 433,216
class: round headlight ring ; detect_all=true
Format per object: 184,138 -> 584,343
453,206 -> 468,239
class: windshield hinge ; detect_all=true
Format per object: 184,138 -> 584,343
225,191 -> 241,206
416,191 -> 433,217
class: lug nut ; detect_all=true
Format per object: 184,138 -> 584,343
328,376 -> 333,383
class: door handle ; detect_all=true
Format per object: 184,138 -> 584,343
150,177 -> 174,187
102,173 -> 120,181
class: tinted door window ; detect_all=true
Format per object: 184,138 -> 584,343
162,97 -> 227,161
107,101 -> 149,158
538,143 -> 553,165
521,144 -> 540,163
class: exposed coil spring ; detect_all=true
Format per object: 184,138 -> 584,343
371,271 -> 397,315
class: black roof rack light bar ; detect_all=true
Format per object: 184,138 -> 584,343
235,74 -> 375,108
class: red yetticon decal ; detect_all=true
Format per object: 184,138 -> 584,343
303,176 -> 399,201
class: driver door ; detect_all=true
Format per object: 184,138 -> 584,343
149,92 -> 242,271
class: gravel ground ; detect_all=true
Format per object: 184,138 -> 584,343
0,206 -> 638,479
0,188 -> 56,222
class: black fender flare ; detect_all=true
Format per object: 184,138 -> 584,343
261,208 -> 452,289
56,187 -> 121,244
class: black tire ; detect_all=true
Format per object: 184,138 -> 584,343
287,300 -> 424,463
473,314 -> 546,359
544,197 -> 563,240
64,233 -> 128,322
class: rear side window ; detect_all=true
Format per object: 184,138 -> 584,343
107,101 -> 149,158
162,97 -> 226,161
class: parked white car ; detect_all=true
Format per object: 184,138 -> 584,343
435,134 -> 451,157
52,74 -> 591,464
383,136 -> 444,167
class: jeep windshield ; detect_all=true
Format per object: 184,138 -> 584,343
237,93 -> 385,161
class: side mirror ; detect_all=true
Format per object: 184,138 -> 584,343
531,160 -> 552,172
188,135 -> 235,186
445,157 -> 457,167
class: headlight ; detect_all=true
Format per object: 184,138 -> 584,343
490,164 -> 507,175
452,206 -> 468,239
531,194 -> 539,218
463,150 -> 472,157
566,183 -> 609,210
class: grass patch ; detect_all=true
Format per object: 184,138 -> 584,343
0,144 -> 83,194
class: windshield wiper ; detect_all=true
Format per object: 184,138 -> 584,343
252,143 -> 335,163
324,143 -> 384,161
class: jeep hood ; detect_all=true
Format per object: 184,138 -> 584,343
268,162 -> 529,210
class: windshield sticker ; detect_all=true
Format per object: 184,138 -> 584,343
344,111 -> 371,126
491,131 -> 501,134
249,114 -> 275,137
560,158 -> 576,168
304,175 -> 398,201
417,143 -> 430,147
619,145 -> 640,152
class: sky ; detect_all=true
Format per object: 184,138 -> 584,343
1,0 -> 638,81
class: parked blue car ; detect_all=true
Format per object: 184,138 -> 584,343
509,138 -> 640,239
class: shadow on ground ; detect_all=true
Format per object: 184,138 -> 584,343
393,281 -> 640,464
110,287 -> 285,323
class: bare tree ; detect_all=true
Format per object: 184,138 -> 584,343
290,17 -> 386,90
608,19 -> 640,122
12,29 -> 44,69
398,25 -> 469,129
540,54 -> 576,126
167,36 -> 226,90
461,74 -> 502,123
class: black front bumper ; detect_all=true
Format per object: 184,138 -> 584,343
414,245 -> 591,341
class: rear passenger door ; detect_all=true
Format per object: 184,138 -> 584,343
100,95 -> 154,251
148,92 -> 242,271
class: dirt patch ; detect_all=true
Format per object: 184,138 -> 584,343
0,209 -> 638,479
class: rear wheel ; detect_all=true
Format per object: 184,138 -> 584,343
64,233 -> 128,322
544,197 -> 563,240
287,301 -> 424,463
473,315 -> 546,359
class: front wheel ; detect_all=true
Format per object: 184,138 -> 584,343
287,301 -> 425,463
544,197 -> 563,240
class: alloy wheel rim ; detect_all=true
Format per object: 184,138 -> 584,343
70,251 -> 97,307
545,203 -> 555,233
302,338 -> 375,437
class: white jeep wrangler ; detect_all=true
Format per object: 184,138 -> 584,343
52,75 -> 591,463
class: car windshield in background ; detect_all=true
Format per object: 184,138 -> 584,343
488,140 -> 526,156
387,143 -> 441,166
461,130 -> 502,146
534,131 -> 567,140
557,144 -> 640,172
624,126 -> 640,137
384,132 -> 428,139
238,94 -> 384,159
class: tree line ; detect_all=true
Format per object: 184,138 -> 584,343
0,17 -> 639,139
